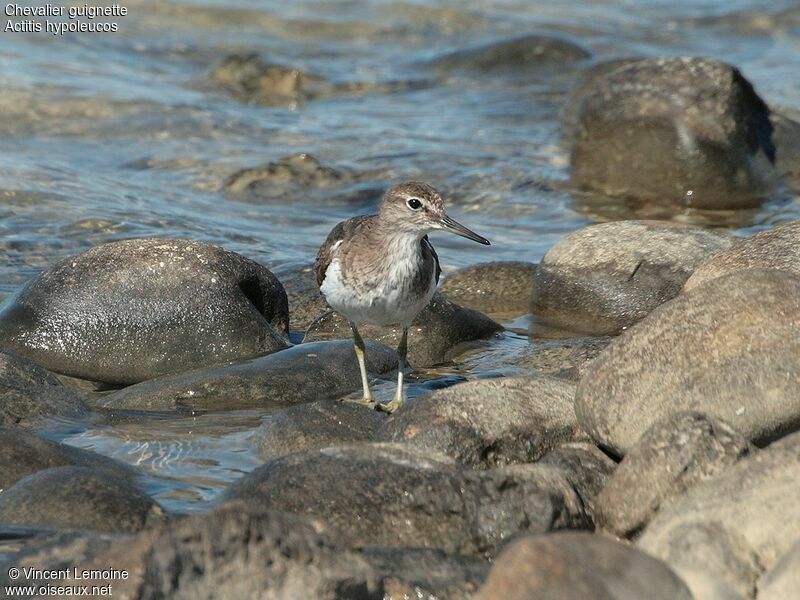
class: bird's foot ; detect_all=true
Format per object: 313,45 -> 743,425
342,396 -> 377,409
376,396 -> 404,413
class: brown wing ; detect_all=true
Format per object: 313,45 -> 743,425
421,235 -> 441,285
315,215 -> 375,288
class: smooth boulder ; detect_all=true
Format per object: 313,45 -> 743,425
440,261 -> 536,314
569,57 -> 776,208
376,376 -> 583,467
576,269 -> 800,455
100,340 -> 397,412
532,221 -> 731,335
0,238 -> 289,385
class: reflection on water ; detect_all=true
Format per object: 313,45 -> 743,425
2,0 -> 800,510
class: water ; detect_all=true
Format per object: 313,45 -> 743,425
2,0 -> 800,512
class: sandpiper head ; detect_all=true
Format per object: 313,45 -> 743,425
379,181 -> 491,245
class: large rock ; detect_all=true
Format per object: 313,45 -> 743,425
576,269 -> 800,455
569,57 -> 776,209
0,466 -> 165,533
638,430 -> 800,597
0,351 -> 87,426
595,412 -> 753,538
758,539 -> 800,600
0,427 -> 136,491
474,532 -> 692,600
222,443 -> 573,557
440,261 -> 536,314
100,340 -> 397,412
0,238 -> 289,385
532,221 -> 732,335
376,376 -> 583,467
304,293 -> 502,367
685,220 -> 800,291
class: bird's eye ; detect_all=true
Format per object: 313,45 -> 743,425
406,198 -> 422,210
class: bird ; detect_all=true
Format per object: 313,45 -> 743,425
315,181 -> 490,412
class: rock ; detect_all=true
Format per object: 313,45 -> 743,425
511,336 -> 612,381
440,261 -> 536,314
376,376 -> 583,467
222,443 -> 572,557
532,221 -> 732,335
575,270 -> 800,455
0,427 -> 136,491
430,33 -> 590,72
0,238 -> 289,385
596,412 -> 753,538
685,220 -> 800,291
638,430 -> 800,596
0,466 -> 165,533
0,351 -> 87,426
253,399 -> 383,462
304,293 -> 503,367
759,539 -> 800,600
772,109 -> 800,190
100,340 -> 397,412
569,57 -> 777,209
362,547 -> 488,600
273,262 -> 330,333
474,531 -> 693,600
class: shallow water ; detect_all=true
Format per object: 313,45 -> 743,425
2,0 -> 800,512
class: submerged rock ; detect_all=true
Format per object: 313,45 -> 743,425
0,238 -> 289,385
304,293 -> 502,367
440,261 -> 536,314
225,153 -> 344,194
576,270 -> 800,455
510,336 -> 611,381
532,221 -> 731,335
0,351 -> 88,426
474,532 -> 692,600
376,376 -> 582,467
100,340 -> 397,412
569,57 -> 776,209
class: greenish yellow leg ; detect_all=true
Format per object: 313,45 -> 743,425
379,327 -> 408,413
348,322 -> 375,407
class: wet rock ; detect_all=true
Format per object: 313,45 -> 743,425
596,412 -> 753,538
685,220 -> 800,291
273,262 -> 330,333
474,531 -> 692,600
440,261 -> 536,314
638,430 -> 800,596
222,443 -> 571,557
0,351 -> 88,426
532,220 -> 732,335
376,376 -> 583,467
511,335 -> 612,380
0,427 -> 136,491
759,539 -> 800,600
430,33 -> 590,72
100,340 -> 397,412
0,238 -> 289,385
254,399 -> 383,462
0,466 -> 165,533
575,270 -> 800,455
51,503 -> 382,599
362,547 -> 488,600
772,109 -> 800,190
569,57 -> 777,209
304,293 -> 502,367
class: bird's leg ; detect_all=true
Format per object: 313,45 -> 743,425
346,321 -> 375,408
379,327 -> 408,413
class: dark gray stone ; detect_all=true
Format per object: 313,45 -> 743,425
222,443 -> 571,558
273,262 -> 331,333
253,399 -> 383,462
569,57 -> 776,209
440,261 -> 536,314
759,538 -> 800,600
596,412 -> 753,538
0,238 -> 289,385
532,221 -> 731,335
304,293 -> 502,367
474,531 -> 692,600
576,270 -> 800,454
376,376 -> 583,467
0,427 -> 136,491
100,340 -> 397,412
0,466 -> 165,533
0,351 -> 87,426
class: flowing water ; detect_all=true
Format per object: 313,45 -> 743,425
2,0 -> 800,513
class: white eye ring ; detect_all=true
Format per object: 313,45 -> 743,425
406,197 -> 422,210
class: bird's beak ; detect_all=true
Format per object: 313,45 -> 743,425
439,214 -> 491,245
